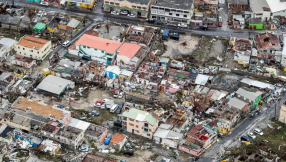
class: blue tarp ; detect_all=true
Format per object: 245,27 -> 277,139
104,137 -> 112,145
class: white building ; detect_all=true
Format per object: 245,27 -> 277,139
266,0 -> 286,18
250,0 -> 271,21
150,0 -> 194,24
0,37 -> 17,58
14,35 -> 51,60
282,36 -> 286,67
153,124 -> 183,148
70,34 -> 122,65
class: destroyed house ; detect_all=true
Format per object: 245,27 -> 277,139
84,124 -> 108,144
12,97 -> 71,124
235,87 -> 263,109
11,55 -> 34,68
0,15 -> 21,30
0,72 -> 15,95
125,91 -> 153,103
231,38 -> 252,52
125,26 -> 155,47
167,108 -> 187,133
153,124 -> 183,148
82,153 -> 116,162
0,109 -> 50,132
40,118 -> 91,151
228,0 -> 250,14
254,32 -> 281,54
191,0 -> 218,28
167,69 -> 190,79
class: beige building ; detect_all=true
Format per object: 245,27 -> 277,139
279,102 -> 286,123
122,108 -> 159,139
14,35 -> 51,60
103,0 -> 153,18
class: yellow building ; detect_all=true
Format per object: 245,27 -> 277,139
65,0 -> 96,9
103,0 -> 153,18
279,102 -> 286,124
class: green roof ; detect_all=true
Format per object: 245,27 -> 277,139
122,108 -> 157,125
34,22 -> 46,30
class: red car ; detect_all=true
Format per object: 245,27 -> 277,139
218,22 -> 222,27
94,101 -> 103,107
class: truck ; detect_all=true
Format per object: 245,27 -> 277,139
162,29 -> 169,40
105,100 -> 115,109
170,32 -> 179,40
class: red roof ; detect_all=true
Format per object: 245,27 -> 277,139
117,43 -> 141,59
110,133 -> 126,144
75,34 -> 122,54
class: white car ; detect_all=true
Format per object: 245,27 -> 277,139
178,23 -> 187,28
103,98 -> 109,103
120,11 -> 128,15
127,14 -> 136,18
101,103 -> 106,109
62,41 -> 70,47
113,93 -> 118,98
111,11 -> 119,15
118,92 -> 124,98
254,129 -> 263,136
247,132 -> 256,139
40,2 -> 49,6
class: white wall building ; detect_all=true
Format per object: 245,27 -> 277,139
14,35 -> 51,60
70,34 -> 122,65
150,0 -> 194,24
250,0 -> 271,21
0,37 -> 17,58
266,0 -> 286,18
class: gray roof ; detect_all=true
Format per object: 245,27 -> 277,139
227,97 -> 248,110
0,15 -> 20,25
0,38 -> 17,49
37,75 -> 74,95
113,0 -> 150,5
240,78 -> 274,90
251,0 -> 269,13
67,18 -> 80,28
153,128 -> 183,140
152,0 -> 193,10
236,88 -> 263,102
0,72 -> 12,81
58,59 -> 81,69
228,0 -> 248,4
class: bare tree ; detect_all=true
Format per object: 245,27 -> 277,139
26,6 -> 39,21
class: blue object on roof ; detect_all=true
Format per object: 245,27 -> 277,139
58,105 -> 64,108
104,137 -> 112,145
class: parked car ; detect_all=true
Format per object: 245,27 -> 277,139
127,14 -> 136,18
79,144 -> 90,152
118,92 -> 124,99
146,18 -> 155,23
40,2 -> 49,6
123,150 -> 134,156
91,110 -> 99,116
200,25 -> 208,30
178,23 -> 187,28
103,99 -> 109,102
247,132 -> 256,139
101,103 -> 106,109
116,102 -> 124,114
241,136 -> 251,143
120,11 -> 128,15
57,105 -> 64,109
62,41 -> 71,47
113,119 -> 122,127
254,128 -> 263,136
111,11 -> 119,15
218,132 -> 224,138
110,104 -> 118,113
94,101 -> 103,107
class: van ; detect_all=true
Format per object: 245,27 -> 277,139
116,102 -> 124,114
110,104 -> 118,113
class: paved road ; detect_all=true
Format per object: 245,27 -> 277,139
4,0 -> 281,38
197,94 -> 285,162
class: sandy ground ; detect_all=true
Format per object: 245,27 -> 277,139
163,35 -> 200,57
109,150 -> 153,162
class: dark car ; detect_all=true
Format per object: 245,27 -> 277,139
123,150 -> 134,156
200,25 -> 208,30
146,18 -> 155,23
241,136 -> 251,143
116,102 -> 125,114
218,132 -> 224,138
113,119 -> 122,127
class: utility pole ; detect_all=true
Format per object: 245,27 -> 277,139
12,0 -> 15,6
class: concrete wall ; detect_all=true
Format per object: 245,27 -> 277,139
279,104 -> 286,123
124,117 -> 158,139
